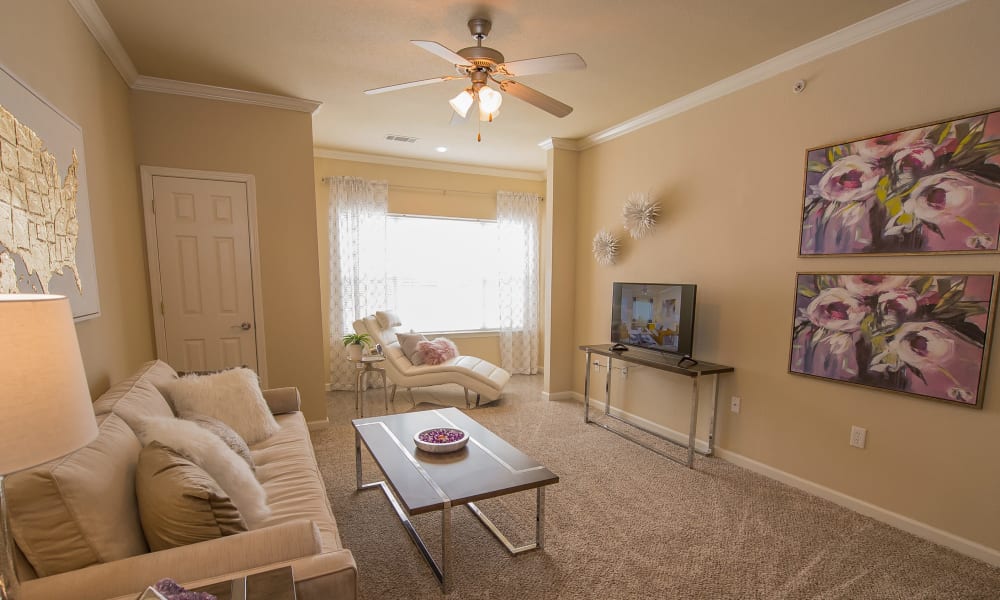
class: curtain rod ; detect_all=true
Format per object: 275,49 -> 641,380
320,179 -> 543,200
319,179 -> 490,197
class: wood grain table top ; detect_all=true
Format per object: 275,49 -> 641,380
353,407 -> 558,515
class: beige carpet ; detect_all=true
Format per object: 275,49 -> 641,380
310,376 -> 1000,599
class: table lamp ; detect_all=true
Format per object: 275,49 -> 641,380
0,295 -> 98,599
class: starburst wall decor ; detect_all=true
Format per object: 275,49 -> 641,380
592,229 -> 620,266
622,192 -> 660,239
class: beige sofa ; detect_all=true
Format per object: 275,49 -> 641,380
6,360 -> 357,600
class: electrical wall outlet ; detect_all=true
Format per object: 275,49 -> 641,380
730,396 -> 741,413
850,425 -> 867,448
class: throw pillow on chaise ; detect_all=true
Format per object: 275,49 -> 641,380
417,337 -> 459,365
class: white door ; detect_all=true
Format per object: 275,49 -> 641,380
147,173 -> 262,374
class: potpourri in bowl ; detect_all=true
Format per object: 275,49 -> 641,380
413,427 -> 469,453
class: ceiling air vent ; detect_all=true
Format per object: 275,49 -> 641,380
385,134 -> 418,143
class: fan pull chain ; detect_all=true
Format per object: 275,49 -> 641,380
477,117 -> 481,142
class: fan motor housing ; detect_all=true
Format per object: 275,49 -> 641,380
457,46 -> 504,68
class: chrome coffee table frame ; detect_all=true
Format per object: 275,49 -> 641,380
353,408 -> 557,593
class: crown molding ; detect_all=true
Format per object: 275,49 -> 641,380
70,0 -> 322,113
579,0 -> 969,150
314,148 -> 545,181
132,76 -> 322,114
68,0 -> 138,84
538,138 -> 582,151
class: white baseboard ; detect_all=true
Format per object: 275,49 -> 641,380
307,418 -> 330,431
561,389 -> 1000,566
714,448 -> 1000,568
541,390 -> 579,402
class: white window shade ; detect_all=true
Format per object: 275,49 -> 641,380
386,215 -> 502,332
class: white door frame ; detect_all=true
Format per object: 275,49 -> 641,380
140,165 -> 269,387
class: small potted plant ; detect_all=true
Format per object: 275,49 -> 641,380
342,333 -> 371,362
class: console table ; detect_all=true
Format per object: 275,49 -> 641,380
579,344 -> 734,468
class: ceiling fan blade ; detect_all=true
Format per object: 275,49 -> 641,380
499,81 -> 573,118
364,75 -> 459,95
411,40 -> 473,67
498,53 -> 586,77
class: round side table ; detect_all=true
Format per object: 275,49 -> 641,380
352,355 -> 389,417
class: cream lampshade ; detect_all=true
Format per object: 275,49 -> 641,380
0,294 -> 98,599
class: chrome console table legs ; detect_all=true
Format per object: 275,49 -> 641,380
582,347 -> 729,469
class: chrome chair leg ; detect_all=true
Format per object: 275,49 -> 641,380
464,387 -> 471,409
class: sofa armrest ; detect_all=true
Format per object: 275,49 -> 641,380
18,520 -> 327,600
103,550 -> 358,600
263,387 -> 301,414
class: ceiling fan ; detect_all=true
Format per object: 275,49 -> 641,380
365,18 -> 585,128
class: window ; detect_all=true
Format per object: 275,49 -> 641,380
386,215 -> 501,332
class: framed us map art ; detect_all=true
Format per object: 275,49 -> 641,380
0,62 -> 100,320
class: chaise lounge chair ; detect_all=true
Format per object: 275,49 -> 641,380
353,311 -> 511,408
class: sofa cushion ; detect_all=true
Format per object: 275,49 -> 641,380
162,368 -> 280,445
7,413 -> 148,577
92,360 -> 177,433
252,412 -> 342,552
136,417 -> 270,526
136,442 -> 247,551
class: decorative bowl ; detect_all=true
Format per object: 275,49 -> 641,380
413,427 -> 469,453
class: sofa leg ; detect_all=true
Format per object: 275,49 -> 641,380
389,384 -> 398,404
476,393 -> 481,407
464,387 -> 471,409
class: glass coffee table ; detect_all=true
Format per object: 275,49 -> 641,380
353,407 -> 558,593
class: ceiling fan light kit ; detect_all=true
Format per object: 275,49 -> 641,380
449,89 -> 474,118
365,17 -> 585,140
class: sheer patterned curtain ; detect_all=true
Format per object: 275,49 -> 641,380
328,176 -> 389,389
496,190 -> 541,374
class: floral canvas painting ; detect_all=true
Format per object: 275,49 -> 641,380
799,109 -> 1000,255
789,273 -> 996,408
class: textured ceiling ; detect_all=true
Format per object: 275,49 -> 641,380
96,0 -> 906,172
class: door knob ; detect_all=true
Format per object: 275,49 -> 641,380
235,322 -> 251,330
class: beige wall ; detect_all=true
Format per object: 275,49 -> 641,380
572,0 -> 1000,552
0,1 -> 155,396
314,156 -> 545,382
131,93 -> 327,422
544,146 -> 579,394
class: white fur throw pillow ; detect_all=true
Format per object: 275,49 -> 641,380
181,413 -> 255,471
137,417 -> 270,527
163,368 -> 279,445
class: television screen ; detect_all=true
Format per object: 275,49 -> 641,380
610,282 -> 697,356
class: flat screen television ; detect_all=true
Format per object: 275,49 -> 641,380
610,282 -> 697,356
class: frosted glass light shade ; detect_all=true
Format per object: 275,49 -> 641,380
479,105 -> 500,122
0,295 -> 97,474
448,90 -> 473,118
478,86 -> 502,113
